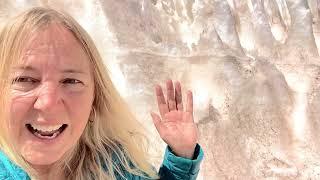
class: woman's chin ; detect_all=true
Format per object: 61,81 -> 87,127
23,151 -> 63,166
19,127 -> 72,165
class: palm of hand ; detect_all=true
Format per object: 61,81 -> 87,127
151,80 -> 198,159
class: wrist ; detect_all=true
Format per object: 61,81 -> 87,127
171,145 -> 196,159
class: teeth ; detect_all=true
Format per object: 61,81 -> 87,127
34,131 -> 60,139
31,124 -> 63,132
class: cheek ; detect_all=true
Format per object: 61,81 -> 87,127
10,93 -> 35,116
68,107 -> 90,135
10,93 -> 36,125
9,94 -> 36,144
64,92 -> 94,135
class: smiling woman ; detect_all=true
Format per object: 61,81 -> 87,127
0,7 -> 203,180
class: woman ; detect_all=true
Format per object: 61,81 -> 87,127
0,7 -> 203,180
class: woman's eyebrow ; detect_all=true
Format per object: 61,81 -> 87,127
61,69 -> 88,74
12,66 -> 88,75
12,65 -> 37,72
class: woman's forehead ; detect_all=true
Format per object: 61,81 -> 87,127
23,23 -> 84,56
18,23 -> 91,71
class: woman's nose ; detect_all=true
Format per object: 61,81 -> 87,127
33,83 -> 62,111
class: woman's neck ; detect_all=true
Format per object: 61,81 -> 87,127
32,164 -> 65,180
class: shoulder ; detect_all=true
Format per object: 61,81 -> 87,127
107,145 -> 156,180
0,150 -> 30,180
0,151 -> 11,179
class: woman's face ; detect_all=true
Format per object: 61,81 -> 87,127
8,24 -> 95,166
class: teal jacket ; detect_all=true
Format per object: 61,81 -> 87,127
0,144 -> 203,180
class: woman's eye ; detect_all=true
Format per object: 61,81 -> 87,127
12,77 -> 38,84
62,78 -> 83,84
11,76 -> 39,91
61,78 -> 85,92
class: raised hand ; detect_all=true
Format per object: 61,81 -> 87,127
151,79 -> 198,159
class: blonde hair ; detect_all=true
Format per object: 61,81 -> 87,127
0,7 -> 158,180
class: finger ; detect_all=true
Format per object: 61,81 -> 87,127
150,112 -> 166,137
155,85 -> 169,118
186,90 -> 193,114
166,79 -> 176,111
174,81 -> 183,111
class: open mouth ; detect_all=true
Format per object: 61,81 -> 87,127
26,124 -> 68,140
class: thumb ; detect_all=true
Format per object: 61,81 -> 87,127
150,112 -> 165,135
